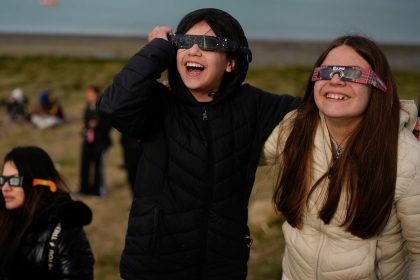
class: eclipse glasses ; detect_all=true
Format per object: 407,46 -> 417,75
0,175 -> 57,192
169,34 -> 252,62
312,65 -> 387,92
0,176 -> 23,187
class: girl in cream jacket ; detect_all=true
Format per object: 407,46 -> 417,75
261,35 -> 420,279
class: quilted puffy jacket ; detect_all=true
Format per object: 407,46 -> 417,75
97,38 -> 299,280
1,194 -> 94,280
262,107 -> 420,280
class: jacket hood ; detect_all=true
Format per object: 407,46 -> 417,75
35,194 -> 93,227
53,200 -> 92,227
399,99 -> 417,131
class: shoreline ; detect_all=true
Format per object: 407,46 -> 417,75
1,33 -> 420,69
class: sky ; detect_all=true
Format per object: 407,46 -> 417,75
0,0 -> 420,44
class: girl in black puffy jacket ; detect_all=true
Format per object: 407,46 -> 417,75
0,146 -> 94,280
98,8 -> 299,280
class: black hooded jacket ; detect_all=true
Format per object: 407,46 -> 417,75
98,38 -> 299,280
1,194 -> 94,280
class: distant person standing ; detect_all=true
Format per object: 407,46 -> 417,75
79,85 -> 112,196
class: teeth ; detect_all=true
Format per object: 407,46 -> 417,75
326,93 -> 348,100
186,62 -> 204,68
186,62 -> 204,72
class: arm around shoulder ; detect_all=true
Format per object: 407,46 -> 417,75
259,110 -> 297,166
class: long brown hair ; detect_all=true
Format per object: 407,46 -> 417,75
0,146 -> 68,269
273,35 -> 400,239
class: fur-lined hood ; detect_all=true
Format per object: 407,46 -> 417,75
35,194 -> 92,228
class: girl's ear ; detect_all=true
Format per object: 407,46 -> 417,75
226,59 -> 236,73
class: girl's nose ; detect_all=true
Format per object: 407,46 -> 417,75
1,183 -> 12,191
187,44 -> 202,55
330,73 -> 345,85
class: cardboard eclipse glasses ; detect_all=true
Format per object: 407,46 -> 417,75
0,175 -> 57,192
169,34 -> 252,62
312,65 -> 387,92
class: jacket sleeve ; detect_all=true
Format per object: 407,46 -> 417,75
259,110 -> 296,166
256,88 -> 300,144
259,123 -> 281,166
244,85 -> 299,163
55,227 -> 94,280
396,130 -> 420,278
97,38 -> 176,138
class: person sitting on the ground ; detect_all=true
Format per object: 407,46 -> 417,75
30,90 -> 65,129
3,88 -> 28,122
0,145 -> 94,279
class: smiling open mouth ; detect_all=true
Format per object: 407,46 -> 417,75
186,62 -> 205,72
326,93 -> 348,100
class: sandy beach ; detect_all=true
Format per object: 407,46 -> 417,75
1,33 -> 420,70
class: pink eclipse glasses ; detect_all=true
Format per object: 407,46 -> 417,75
311,65 -> 387,92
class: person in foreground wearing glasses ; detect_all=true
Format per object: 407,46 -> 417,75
260,35 -> 420,279
0,146 -> 94,279
97,8 -> 299,280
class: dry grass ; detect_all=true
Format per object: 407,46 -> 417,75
1,54 -> 419,279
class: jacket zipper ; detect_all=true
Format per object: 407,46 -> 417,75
315,223 -> 325,279
200,105 -> 214,275
202,107 -> 208,121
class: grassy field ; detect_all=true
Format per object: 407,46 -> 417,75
1,55 -> 420,280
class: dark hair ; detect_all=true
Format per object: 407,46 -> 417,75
168,8 -> 251,99
175,8 -> 252,62
87,85 -> 101,96
0,146 -> 68,268
273,35 -> 400,239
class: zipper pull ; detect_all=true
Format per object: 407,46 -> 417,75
202,107 -> 208,121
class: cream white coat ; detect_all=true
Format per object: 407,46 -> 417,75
261,103 -> 420,279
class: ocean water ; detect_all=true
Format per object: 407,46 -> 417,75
1,0 -> 420,44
